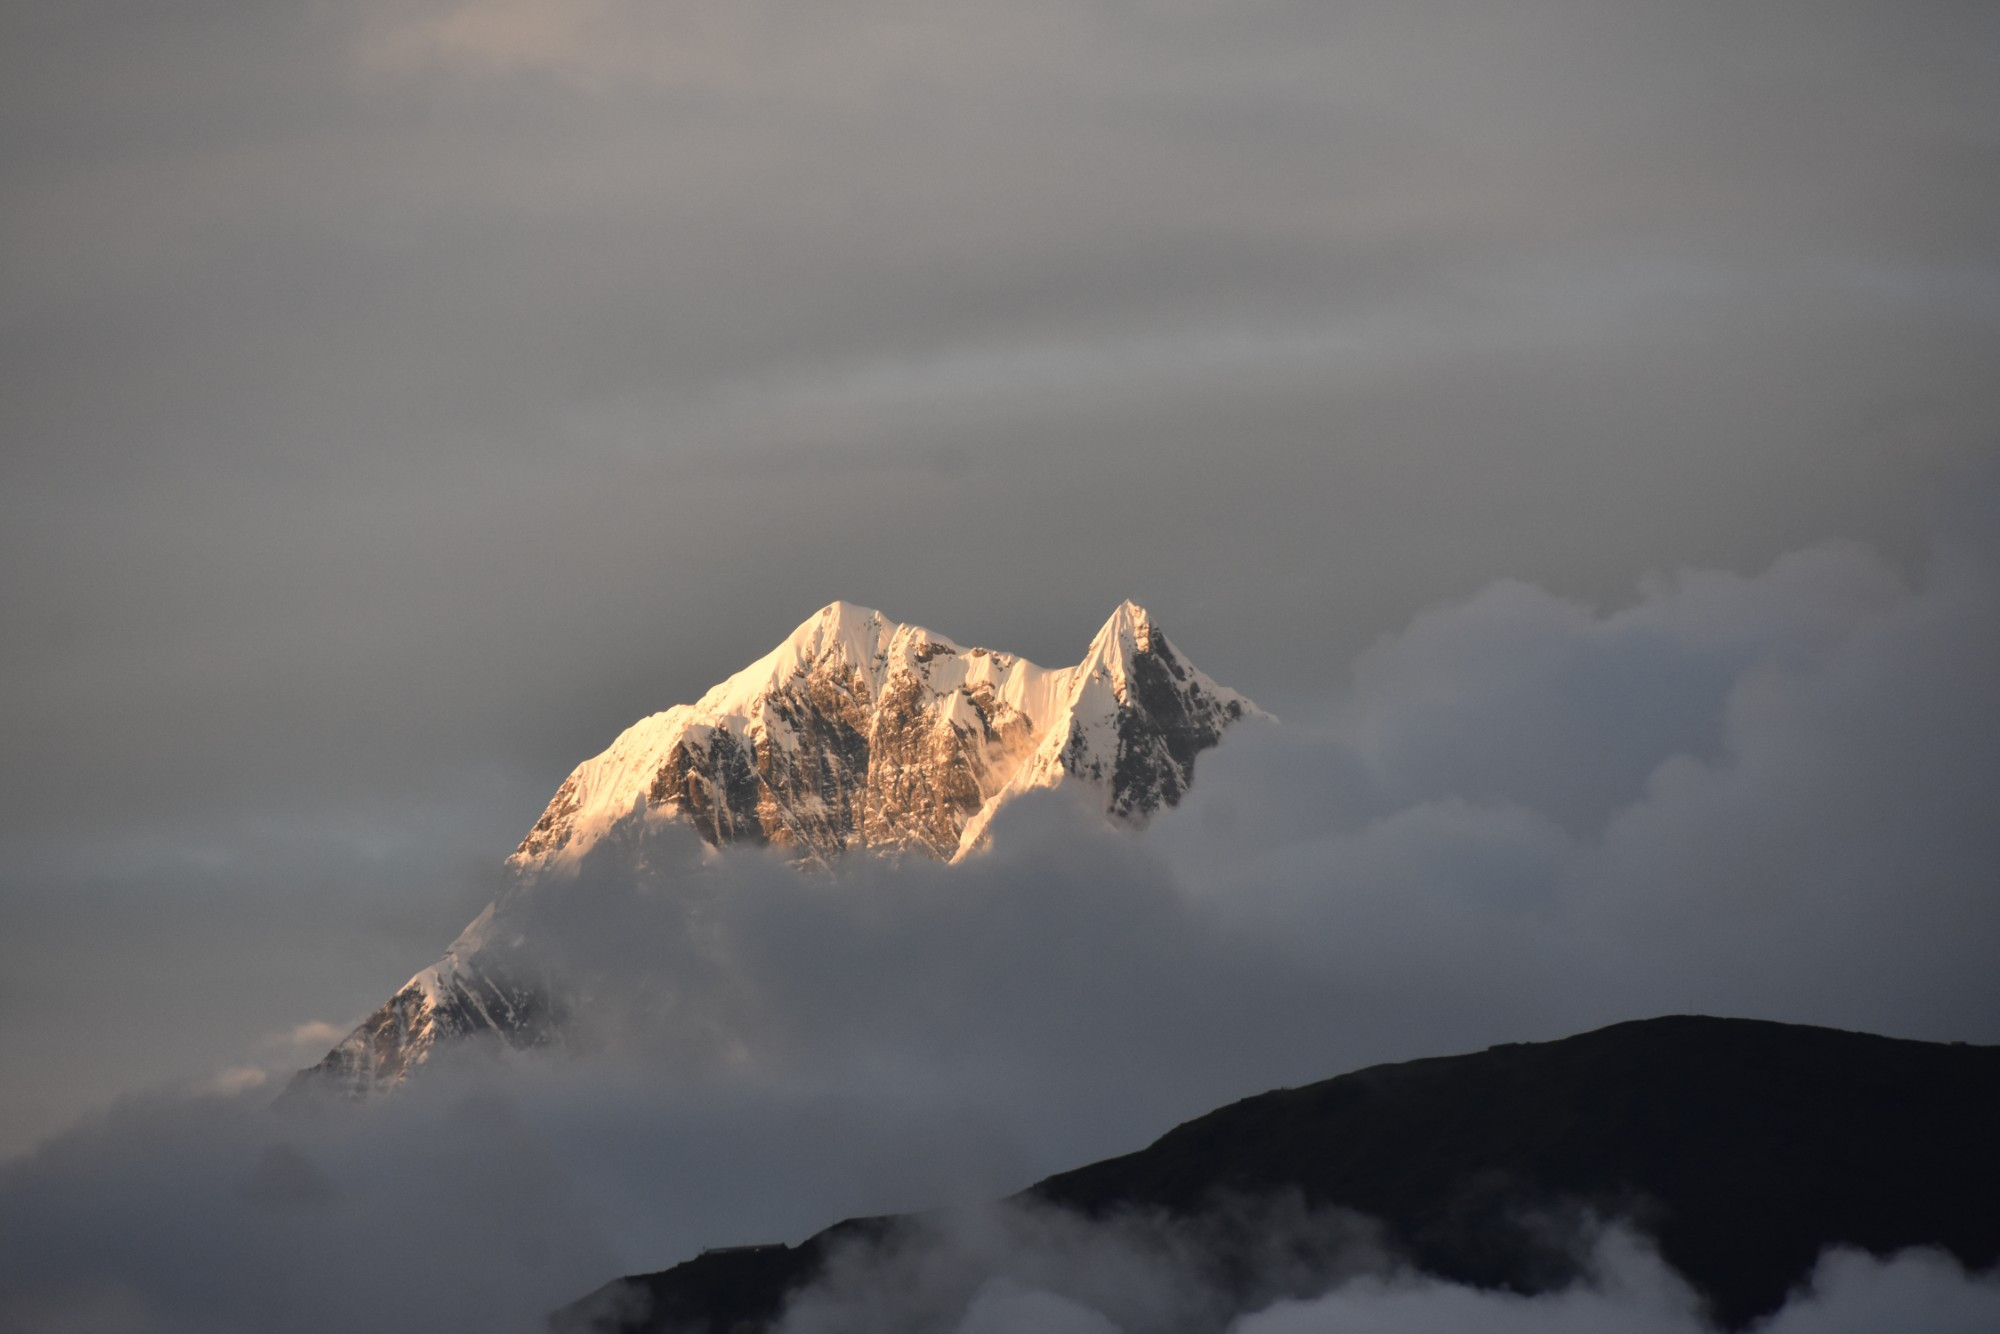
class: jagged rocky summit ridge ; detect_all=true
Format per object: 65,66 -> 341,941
299,600 -> 1263,1094
512,598 -> 1258,867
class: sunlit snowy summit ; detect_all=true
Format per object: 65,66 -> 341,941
297,601 -> 1264,1094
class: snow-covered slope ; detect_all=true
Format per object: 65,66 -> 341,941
297,601 -> 1263,1094
511,599 -> 1257,867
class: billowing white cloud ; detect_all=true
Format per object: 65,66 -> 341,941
739,1204 -> 2000,1334
1233,1242 -> 2000,1334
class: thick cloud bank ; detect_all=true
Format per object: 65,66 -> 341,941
2,485 -> 1996,1333
744,1210 -> 2000,1334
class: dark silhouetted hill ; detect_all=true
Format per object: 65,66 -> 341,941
554,1016 -> 2000,1332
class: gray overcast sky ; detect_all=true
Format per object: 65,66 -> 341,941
2,0 -> 1998,1153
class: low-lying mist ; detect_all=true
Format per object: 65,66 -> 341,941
746,1206 -> 2000,1334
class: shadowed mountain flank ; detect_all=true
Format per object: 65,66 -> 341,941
556,1016 -> 2000,1333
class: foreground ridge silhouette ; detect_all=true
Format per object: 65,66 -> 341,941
555,1015 -> 2000,1332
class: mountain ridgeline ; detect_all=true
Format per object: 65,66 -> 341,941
295,601 -> 1263,1094
556,1016 -> 2000,1334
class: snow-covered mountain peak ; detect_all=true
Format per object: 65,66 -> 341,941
504,599 -> 1264,873
299,602 -> 1262,1094
1096,598 -> 1155,648
1074,599 -> 1161,699
692,602 -> 884,717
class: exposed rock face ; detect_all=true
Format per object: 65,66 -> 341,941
296,601 -> 1263,1095
302,944 -> 563,1095
500,600 -> 1255,868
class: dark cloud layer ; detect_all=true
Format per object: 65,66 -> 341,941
2,480 -> 1994,1331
